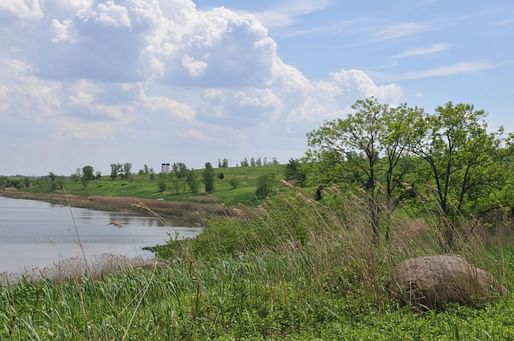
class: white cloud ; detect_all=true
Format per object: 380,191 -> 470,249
0,0 -> 43,19
0,0 -> 404,174
53,119 -> 113,140
393,43 -> 449,59
255,0 -> 332,29
181,55 -> 208,77
0,83 -> 9,111
87,1 -> 131,28
331,69 -> 402,102
177,128 -> 207,141
385,61 -> 504,81
372,22 -> 430,41
51,19 -> 74,43
140,93 -> 196,121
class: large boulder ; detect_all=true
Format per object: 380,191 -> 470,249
389,255 -> 508,309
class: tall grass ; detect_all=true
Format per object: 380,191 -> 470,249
1,184 -> 513,340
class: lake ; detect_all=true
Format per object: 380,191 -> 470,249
0,196 -> 202,275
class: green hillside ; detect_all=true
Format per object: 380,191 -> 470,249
26,164 -> 286,207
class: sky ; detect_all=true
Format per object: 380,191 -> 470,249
0,0 -> 513,175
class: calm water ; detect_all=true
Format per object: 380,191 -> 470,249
0,196 -> 202,274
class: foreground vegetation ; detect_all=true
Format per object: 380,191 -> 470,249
1,187 -> 513,340
1,98 -> 513,339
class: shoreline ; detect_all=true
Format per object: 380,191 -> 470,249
0,191 -> 251,226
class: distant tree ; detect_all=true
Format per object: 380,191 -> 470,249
110,163 -> 122,180
218,159 -> 222,168
222,158 -> 229,168
241,158 -> 249,167
138,169 -> 145,175
158,177 -> 167,194
256,157 -> 262,166
82,166 -> 94,181
149,168 -> 155,181
144,164 -> 149,175
122,163 -> 132,178
250,157 -> 256,167
255,174 -> 275,199
263,157 -> 268,166
23,177 -> 30,188
94,171 -> 102,179
203,162 -> 215,193
272,157 -> 279,165
284,158 -> 306,186
186,169 -> 200,194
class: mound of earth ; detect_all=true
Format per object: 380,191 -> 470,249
389,255 -> 508,309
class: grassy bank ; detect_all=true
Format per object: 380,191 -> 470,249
1,185 -> 512,340
23,164 -> 286,207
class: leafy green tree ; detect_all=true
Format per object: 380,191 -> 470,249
110,163 -> 122,180
222,158 -> 229,168
158,177 -> 167,194
307,97 -> 387,242
122,163 -> 132,178
203,162 -> 215,193
186,169 -> 200,194
284,158 -> 306,186
255,174 -> 275,199
82,166 -> 94,181
409,102 -> 506,247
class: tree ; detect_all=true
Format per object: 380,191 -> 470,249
110,163 -> 122,180
82,166 -> 94,181
250,157 -> 256,167
307,97 -> 387,243
284,158 -> 306,186
203,162 -> 215,193
186,169 -> 200,194
409,102 -> 505,247
95,171 -> 102,179
144,164 -> 149,175
122,163 -> 132,178
158,177 -> 167,194
255,174 -> 275,199
222,158 -> 229,168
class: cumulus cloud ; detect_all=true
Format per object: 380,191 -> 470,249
0,0 -> 43,19
331,69 -> 402,102
0,0 -> 403,174
139,93 -> 196,121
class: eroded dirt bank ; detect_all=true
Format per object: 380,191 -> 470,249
0,191 -> 251,225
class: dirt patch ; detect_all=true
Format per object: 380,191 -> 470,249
1,191 -> 254,225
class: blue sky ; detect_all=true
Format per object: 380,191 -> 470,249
0,0 -> 513,175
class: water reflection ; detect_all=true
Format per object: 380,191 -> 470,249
0,196 -> 202,274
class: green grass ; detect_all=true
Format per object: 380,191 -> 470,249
1,186 -> 513,340
27,165 -> 286,207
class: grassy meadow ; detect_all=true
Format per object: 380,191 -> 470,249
24,164 -> 286,207
1,186 -> 513,340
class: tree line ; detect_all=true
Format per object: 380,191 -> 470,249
303,97 -> 514,247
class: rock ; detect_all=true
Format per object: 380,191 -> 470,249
389,255 -> 508,309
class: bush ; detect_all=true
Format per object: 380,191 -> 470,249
255,174 -> 275,199
229,178 -> 240,189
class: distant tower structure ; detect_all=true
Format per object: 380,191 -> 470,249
161,163 -> 171,173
